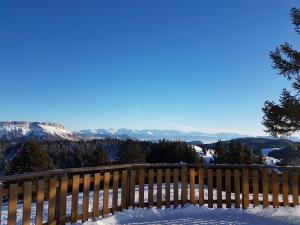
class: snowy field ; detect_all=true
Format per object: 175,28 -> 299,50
1,184 -> 299,225
84,204 -> 300,225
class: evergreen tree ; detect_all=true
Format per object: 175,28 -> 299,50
146,139 -> 203,164
9,141 -> 54,173
117,139 -> 146,164
263,8 -> 300,136
213,140 -> 226,163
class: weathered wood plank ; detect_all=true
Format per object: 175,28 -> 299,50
35,180 -> 45,225
93,173 -> 101,218
207,169 -> 213,208
165,169 -> 171,208
23,181 -> 32,225
130,170 -> 136,208
262,169 -> 269,208
0,184 -> 3,225
282,171 -> 288,207
103,172 -> 110,216
157,169 -> 162,209
8,184 -> 18,225
59,176 -> 68,225
181,167 -> 187,206
252,169 -> 259,207
82,174 -> 91,221
272,172 -> 279,208
173,168 -> 179,208
198,168 -> 204,206
138,169 -> 145,208
148,169 -> 154,208
113,171 -> 119,212
48,178 -> 57,225
225,169 -> 231,208
121,170 -> 128,210
242,169 -> 249,209
216,169 -> 222,208
292,172 -> 299,206
189,168 -> 195,205
234,169 -> 240,208
71,175 -> 80,223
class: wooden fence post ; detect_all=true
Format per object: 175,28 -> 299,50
234,169 -> 240,208
225,169 -> 231,208
138,169 -> 145,208
198,168 -> 204,206
121,170 -> 128,210
216,169 -> 222,208
8,183 -> 18,225
262,169 -> 269,208
207,169 -> 213,208
173,168 -> 179,208
189,168 -> 195,205
242,169 -> 249,209
272,172 -> 279,208
23,181 -> 32,225
292,172 -> 299,206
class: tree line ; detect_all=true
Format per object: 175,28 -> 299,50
1,138 -> 266,174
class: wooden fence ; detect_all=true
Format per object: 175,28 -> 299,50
0,164 -> 300,225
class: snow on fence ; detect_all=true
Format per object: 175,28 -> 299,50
0,164 -> 300,225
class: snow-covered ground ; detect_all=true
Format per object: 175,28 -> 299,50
192,145 -> 214,163
85,204 -> 300,225
1,184 -> 298,225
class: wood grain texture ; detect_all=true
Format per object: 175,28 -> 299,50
272,172 -> 279,208
181,167 -> 187,206
198,168 -> 204,206
82,174 -> 91,221
242,169 -> 249,209
173,168 -> 179,208
207,169 -> 213,208
225,169 -> 231,208
48,178 -> 57,225
22,181 -> 32,225
282,171 -> 288,207
262,169 -> 269,208
157,169 -> 162,209
138,169 -> 145,208
252,170 -> 259,207
130,170 -> 136,208
292,172 -> 299,206
234,169 -> 240,208
103,172 -> 110,216
189,169 -> 195,205
148,169 -> 154,208
35,180 -> 45,225
216,169 -> 222,208
113,171 -> 119,212
165,169 -> 171,208
8,184 -> 18,225
93,173 -> 101,218
71,175 -> 80,223
121,170 -> 128,210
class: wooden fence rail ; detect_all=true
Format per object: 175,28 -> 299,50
1,164 -> 300,225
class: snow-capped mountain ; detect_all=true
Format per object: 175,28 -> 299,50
0,121 -> 79,142
76,128 -> 248,143
1,121 -> 299,143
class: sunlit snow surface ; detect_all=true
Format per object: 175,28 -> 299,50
83,205 -> 300,225
2,185 -> 299,225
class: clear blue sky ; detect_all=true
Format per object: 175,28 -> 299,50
0,0 -> 299,135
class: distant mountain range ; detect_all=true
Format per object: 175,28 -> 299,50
0,121 -> 299,144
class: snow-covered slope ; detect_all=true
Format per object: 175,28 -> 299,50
192,145 -> 215,163
77,128 -> 248,143
0,121 -> 79,141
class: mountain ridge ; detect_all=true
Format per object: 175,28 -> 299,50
0,121 -> 299,143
